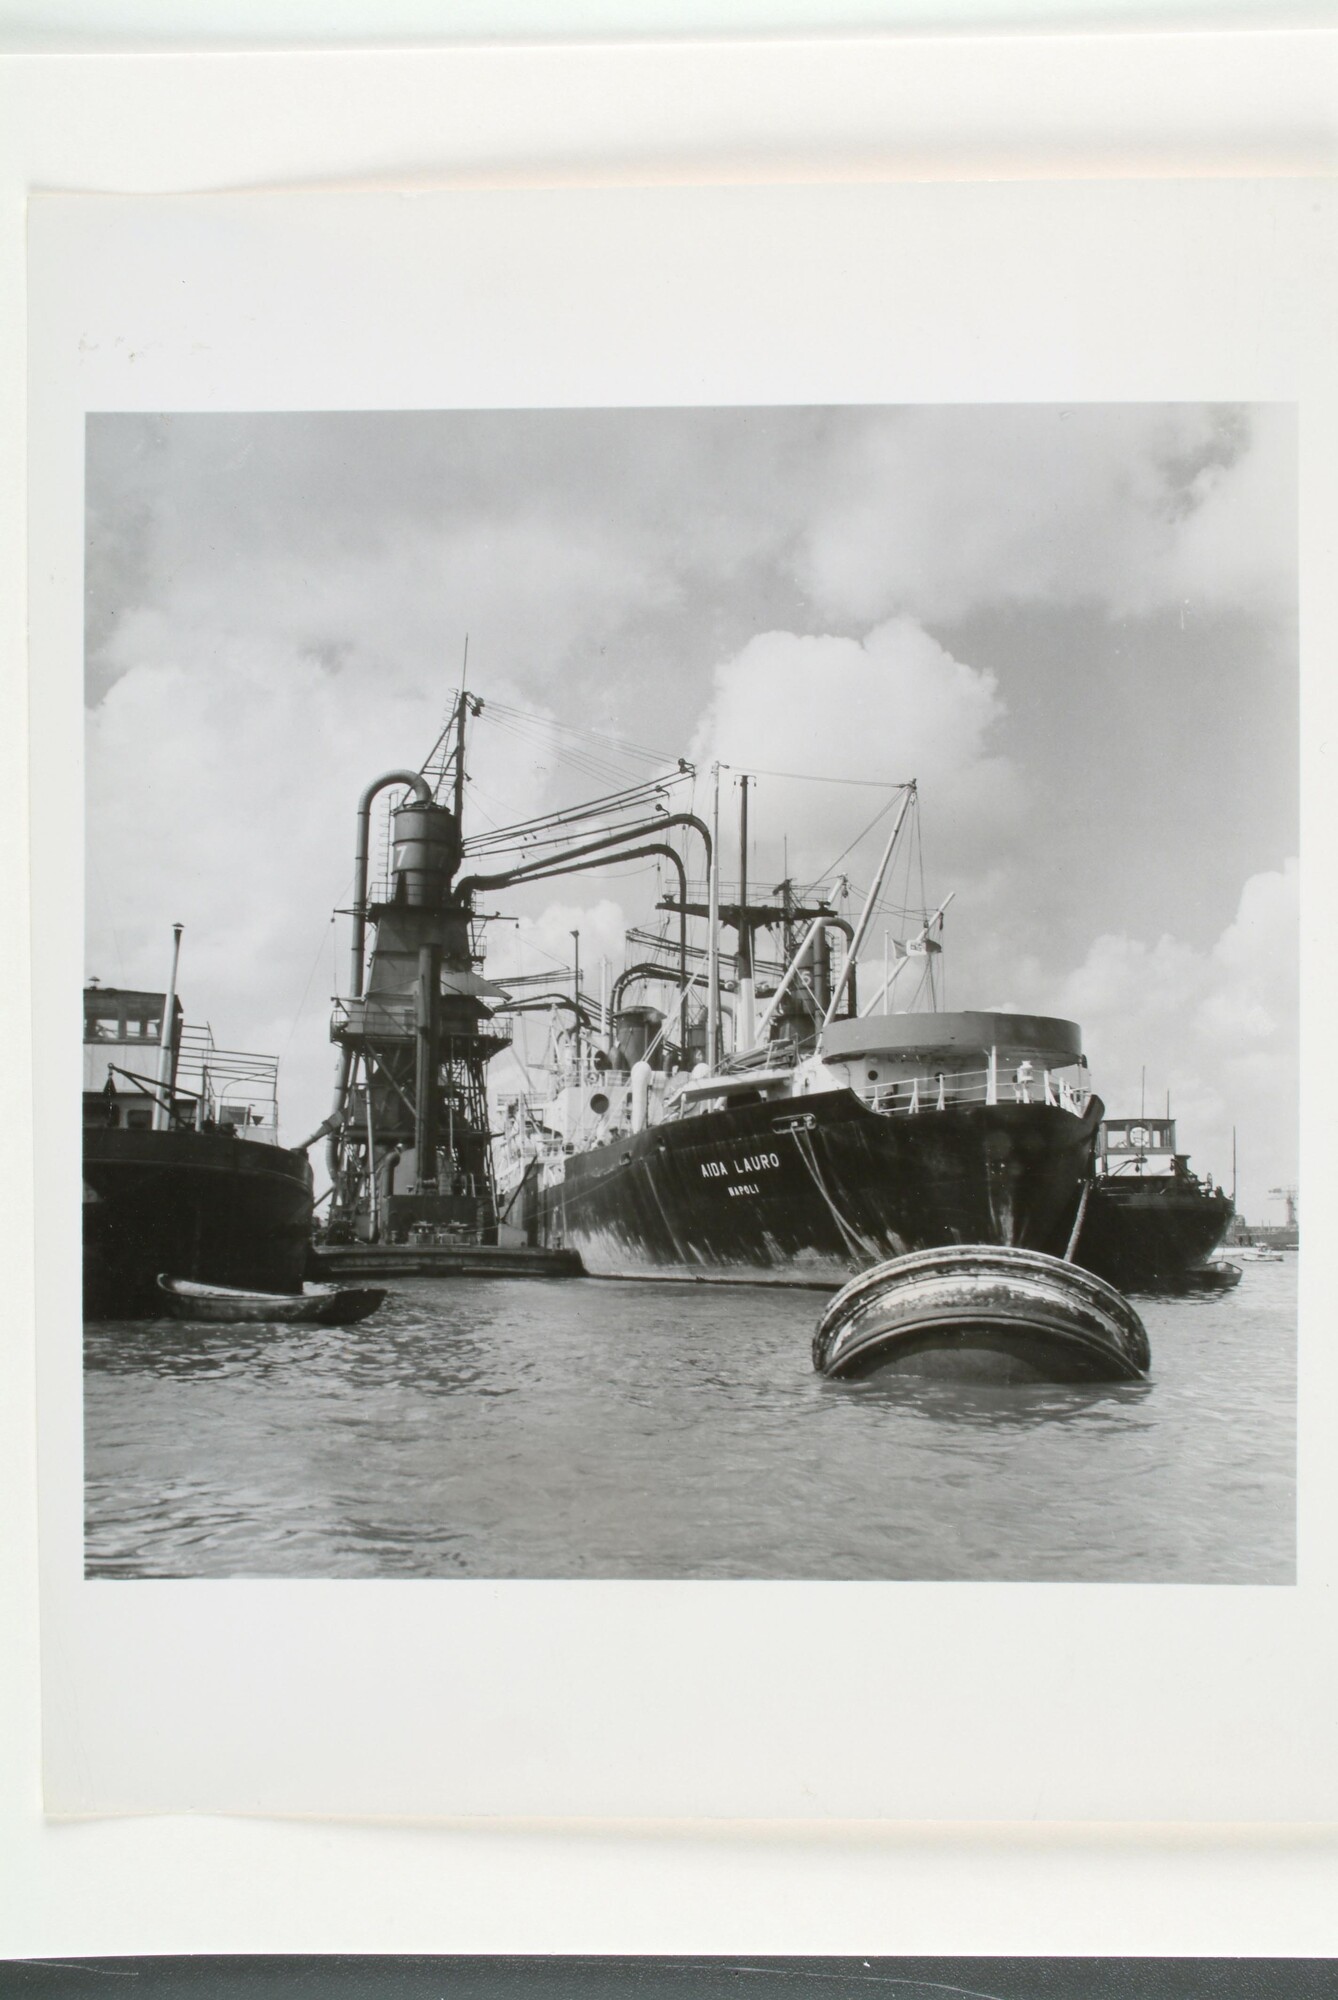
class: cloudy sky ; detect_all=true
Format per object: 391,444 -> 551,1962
84,405 -> 1298,1218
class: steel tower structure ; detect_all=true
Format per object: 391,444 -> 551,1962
321,692 -> 509,1245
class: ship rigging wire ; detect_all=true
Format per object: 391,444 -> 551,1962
465,805 -> 687,860
482,707 -> 640,790
485,695 -> 677,768
801,786 -> 909,899
461,768 -> 690,854
718,762 -> 916,790
477,700 -> 681,793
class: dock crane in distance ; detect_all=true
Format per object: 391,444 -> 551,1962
1268,1185 -> 1298,1230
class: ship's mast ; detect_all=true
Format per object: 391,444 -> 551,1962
707,765 -> 721,1068
857,892 -> 954,1019
453,677 -> 468,821
571,928 -> 582,1070
822,783 -> 916,1028
152,923 -> 184,1131
737,773 -> 755,1054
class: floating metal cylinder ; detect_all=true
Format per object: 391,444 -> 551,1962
391,801 -> 461,907
813,1245 -> 1150,1384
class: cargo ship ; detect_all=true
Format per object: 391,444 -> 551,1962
496,1007 -> 1101,1284
83,928 -> 314,1317
485,734 -> 1103,1283
1070,1114 -> 1234,1291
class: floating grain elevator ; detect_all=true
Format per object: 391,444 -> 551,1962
319,694 -> 510,1245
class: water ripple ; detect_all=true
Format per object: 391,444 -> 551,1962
83,1262 -> 1297,1581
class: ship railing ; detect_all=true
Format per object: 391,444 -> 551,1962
505,1060 -> 630,1095
175,1026 -> 281,1138
499,1091 -> 576,1121
332,996 -> 513,1048
330,997 -> 416,1041
493,1074 -> 638,1159
863,1063 -> 1089,1117
496,1079 -> 633,1124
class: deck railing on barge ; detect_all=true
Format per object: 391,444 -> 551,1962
175,1024 -> 282,1141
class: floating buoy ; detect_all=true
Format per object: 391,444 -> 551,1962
813,1244 -> 1150,1384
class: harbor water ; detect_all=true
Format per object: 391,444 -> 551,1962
84,1259 -> 1296,1583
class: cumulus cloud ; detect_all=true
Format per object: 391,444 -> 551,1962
1057,859 -> 1298,1219
798,405 -> 1295,628
84,630 -> 565,1147
487,897 -> 630,987
84,410 -> 790,716
82,407 -> 1297,1205
689,616 -> 1021,900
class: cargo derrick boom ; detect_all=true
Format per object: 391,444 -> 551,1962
655,888 -> 853,1052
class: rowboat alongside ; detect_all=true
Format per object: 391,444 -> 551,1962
156,1274 -> 387,1325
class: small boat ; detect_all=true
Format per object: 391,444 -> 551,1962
1184,1258 -> 1243,1290
156,1274 -> 387,1325
1230,1245 -> 1285,1263
813,1244 -> 1150,1384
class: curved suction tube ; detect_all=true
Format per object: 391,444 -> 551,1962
474,842 -> 691,995
457,813 -> 708,995
457,813 -> 708,906
610,960 -> 692,1016
349,769 -> 433,999
318,768 -> 434,1181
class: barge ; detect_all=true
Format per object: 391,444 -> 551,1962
83,933 -> 314,1318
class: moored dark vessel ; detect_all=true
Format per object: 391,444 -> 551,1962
503,1011 -> 1101,1283
82,937 -> 314,1318
1071,1115 -> 1233,1292
492,763 -> 1103,1283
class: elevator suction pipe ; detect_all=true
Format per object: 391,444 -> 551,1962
297,769 -> 434,1173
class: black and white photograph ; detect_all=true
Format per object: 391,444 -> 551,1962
10,8 -> 1338,1965
80,397 -> 1298,1584
25,172 -> 1334,1844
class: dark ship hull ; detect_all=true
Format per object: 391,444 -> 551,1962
516,1088 -> 1103,1284
83,1127 -> 315,1318
1072,1178 -> 1234,1292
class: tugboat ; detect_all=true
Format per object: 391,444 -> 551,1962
82,928 -> 315,1318
1069,1114 -> 1234,1292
